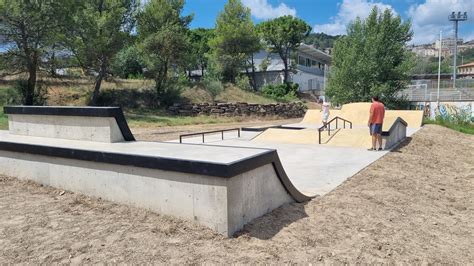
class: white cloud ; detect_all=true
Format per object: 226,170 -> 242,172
242,0 -> 296,20
407,0 -> 474,44
314,0 -> 396,35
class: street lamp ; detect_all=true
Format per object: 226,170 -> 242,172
448,11 -> 467,89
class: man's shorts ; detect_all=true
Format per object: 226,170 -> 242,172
370,123 -> 383,135
322,113 -> 329,122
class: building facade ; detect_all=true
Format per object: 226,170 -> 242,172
458,62 -> 474,79
251,44 -> 331,93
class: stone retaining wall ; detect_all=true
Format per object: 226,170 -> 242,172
168,102 -> 307,118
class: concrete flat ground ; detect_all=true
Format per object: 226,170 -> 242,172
1,125 -> 472,264
172,130 -> 388,196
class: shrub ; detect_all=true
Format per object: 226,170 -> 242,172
14,80 -> 48,105
202,75 -> 223,101
261,82 -> 298,102
0,86 -> 22,105
235,75 -> 252,91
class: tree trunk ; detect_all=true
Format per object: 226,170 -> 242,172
25,52 -> 38,105
26,64 -> 37,105
282,55 -> 289,84
250,55 -> 258,91
90,62 -> 107,106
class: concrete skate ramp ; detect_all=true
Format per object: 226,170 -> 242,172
254,128 -> 320,144
298,103 -> 422,128
0,106 -> 311,237
340,103 -> 423,128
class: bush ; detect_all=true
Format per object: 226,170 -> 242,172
14,80 -> 48,105
261,82 -> 298,102
202,75 -> 223,101
235,75 -> 252,91
111,45 -> 145,79
0,87 -> 22,105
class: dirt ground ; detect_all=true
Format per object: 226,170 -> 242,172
0,125 -> 473,264
130,118 -> 300,141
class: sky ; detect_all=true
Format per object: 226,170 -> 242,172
182,0 -> 474,45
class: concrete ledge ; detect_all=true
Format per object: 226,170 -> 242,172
382,117 -> 407,149
0,150 -> 292,236
4,106 -> 135,142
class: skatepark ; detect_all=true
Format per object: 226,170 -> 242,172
0,104 -> 423,236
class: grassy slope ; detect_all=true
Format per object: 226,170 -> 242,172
424,119 -> 474,135
0,77 -> 291,129
0,107 -> 7,130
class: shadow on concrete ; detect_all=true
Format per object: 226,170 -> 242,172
390,137 -> 412,153
234,201 -> 310,240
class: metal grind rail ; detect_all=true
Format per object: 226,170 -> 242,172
318,116 -> 352,144
179,128 -> 241,143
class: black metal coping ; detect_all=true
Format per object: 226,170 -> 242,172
0,140 -> 311,203
242,125 -> 305,132
381,117 -> 408,137
3,106 -> 135,141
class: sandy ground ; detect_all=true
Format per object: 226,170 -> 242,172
130,118 -> 300,141
0,124 -> 473,264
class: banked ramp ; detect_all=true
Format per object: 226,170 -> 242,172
0,106 -> 311,237
297,102 -> 423,128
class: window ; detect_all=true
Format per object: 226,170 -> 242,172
298,56 -> 305,66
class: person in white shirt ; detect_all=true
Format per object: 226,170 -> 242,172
321,101 -> 330,129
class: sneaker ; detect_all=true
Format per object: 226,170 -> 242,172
367,148 -> 375,151
378,147 -> 383,151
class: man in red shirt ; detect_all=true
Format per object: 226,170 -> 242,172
368,96 -> 385,151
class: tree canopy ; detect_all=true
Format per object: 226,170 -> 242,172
209,0 -> 260,83
257,15 -> 311,84
0,0 -> 70,104
327,7 -> 413,108
67,0 -> 138,105
138,0 -> 192,105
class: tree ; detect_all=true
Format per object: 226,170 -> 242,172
138,0 -> 192,100
327,8 -> 413,107
209,0 -> 260,83
67,0 -> 138,105
111,44 -> 145,79
187,28 -> 214,77
257,15 -> 311,84
0,0 -> 69,105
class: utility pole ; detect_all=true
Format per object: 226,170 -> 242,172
448,11 -> 467,89
437,31 -> 442,107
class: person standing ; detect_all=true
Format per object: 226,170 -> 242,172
321,101 -> 330,130
368,96 -> 385,151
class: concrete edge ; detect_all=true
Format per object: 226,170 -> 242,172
3,106 -> 135,141
0,140 -> 311,203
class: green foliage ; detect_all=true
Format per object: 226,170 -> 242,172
261,83 -> 298,102
411,55 -> 451,75
257,15 -> 311,83
459,47 -> 474,65
235,75 -> 252,91
66,0 -> 138,105
304,33 -> 340,50
14,80 -> 48,105
188,28 -> 215,75
0,0 -> 69,105
327,7 -> 413,106
202,76 -> 224,101
0,106 -> 7,130
425,106 -> 474,135
209,0 -> 260,83
0,87 -> 21,105
138,0 -> 192,104
111,45 -> 145,79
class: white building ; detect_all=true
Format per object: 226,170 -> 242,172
251,43 -> 331,93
